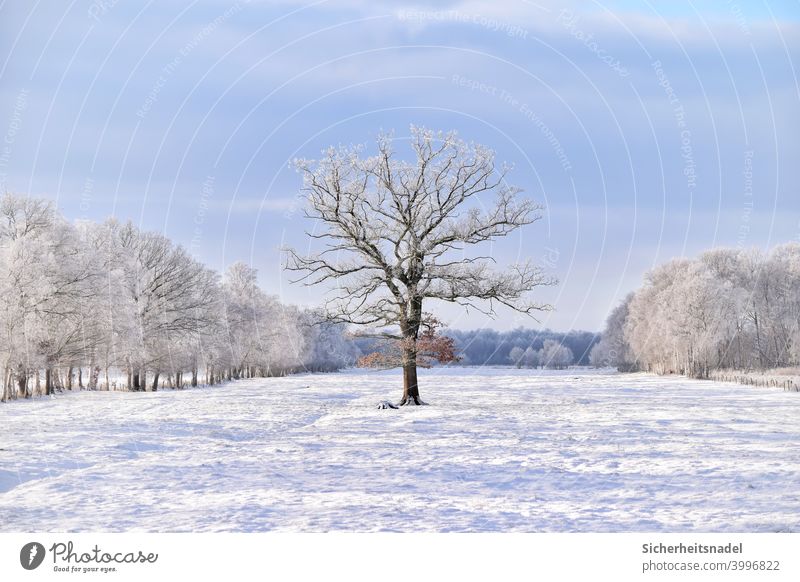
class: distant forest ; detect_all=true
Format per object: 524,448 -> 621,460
354,328 -> 599,367
444,328 -> 599,366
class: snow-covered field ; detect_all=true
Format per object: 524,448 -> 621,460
1,368 -> 799,532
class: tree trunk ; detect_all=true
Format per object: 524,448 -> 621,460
1,368 -> 9,402
132,372 -> 140,391
191,368 -> 198,387
399,341 -> 425,406
151,372 -> 160,392
16,372 -> 26,400
67,366 -> 74,390
78,367 -> 83,389
45,368 -> 53,396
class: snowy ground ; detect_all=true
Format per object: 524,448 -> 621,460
1,368 -> 799,532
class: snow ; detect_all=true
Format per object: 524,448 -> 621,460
1,367 -> 799,532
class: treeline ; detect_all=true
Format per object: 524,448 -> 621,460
442,328 -> 598,367
0,194 -> 356,401
591,243 -> 800,377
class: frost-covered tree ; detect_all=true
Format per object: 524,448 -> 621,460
299,310 -> 357,372
34,219 -> 104,394
106,221 -> 220,390
0,194 -> 57,399
220,261 -> 272,378
286,127 -> 555,405
539,339 -> 573,369
509,345 -> 540,368
444,328 -> 597,366
0,193 -> 356,401
612,243 -> 800,377
590,293 -> 635,371
509,346 -> 525,368
522,346 -> 540,368
219,263 -> 342,379
264,302 -> 307,374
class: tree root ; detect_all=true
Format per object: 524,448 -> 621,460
397,395 -> 428,406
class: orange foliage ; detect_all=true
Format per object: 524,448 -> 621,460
356,316 -> 461,369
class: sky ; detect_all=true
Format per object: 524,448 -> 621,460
0,0 -> 798,332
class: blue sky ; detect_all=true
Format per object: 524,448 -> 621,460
1,0 -> 798,331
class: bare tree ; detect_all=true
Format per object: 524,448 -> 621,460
539,339 -> 574,369
0,192 -> 360,401
0,194 -> 58,399
285,127 -> 555,405
618,243 -> 800,378
106,221 -> 221,390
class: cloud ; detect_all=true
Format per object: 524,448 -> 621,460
1,0 -> 797,331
